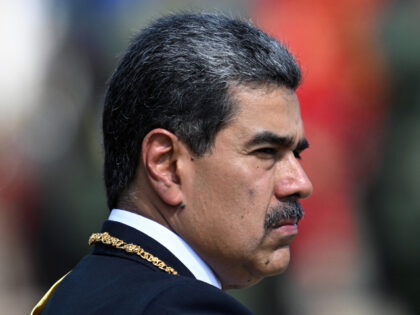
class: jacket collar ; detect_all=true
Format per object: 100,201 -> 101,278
92,220 -> 195,279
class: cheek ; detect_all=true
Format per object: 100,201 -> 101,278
229,164 -> 275,219
189,159 -> 274,234
245,170 -> 275,207
235,181 -> 273,232
239,176 -> 276,236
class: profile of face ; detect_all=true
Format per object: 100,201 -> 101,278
177,85 -> 313,289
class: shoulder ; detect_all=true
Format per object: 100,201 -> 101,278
142,277 -> 253,315
44,255 -> 252,314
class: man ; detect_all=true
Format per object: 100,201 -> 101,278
34,13 -> 312,314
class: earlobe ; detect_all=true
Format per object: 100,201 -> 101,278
142,129 -> 184,207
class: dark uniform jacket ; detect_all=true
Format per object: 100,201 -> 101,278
41,220 -> 253,314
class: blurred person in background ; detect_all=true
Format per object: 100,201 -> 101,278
4,0 -> 414,314
33,13 -> 312,314
367,1 -> 420,314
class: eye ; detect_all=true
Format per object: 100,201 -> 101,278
256,148 -> 276,154
253,147 -> 278,158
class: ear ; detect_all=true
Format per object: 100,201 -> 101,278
142,128 -> 184,207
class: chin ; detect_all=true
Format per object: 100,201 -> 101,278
222,252 -> 291,290
259,246 -> 291,277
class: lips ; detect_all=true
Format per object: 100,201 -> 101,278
271,218 -> 299,240
272,218 -> 298,229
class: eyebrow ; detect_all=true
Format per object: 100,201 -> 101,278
245,131 -> 309,151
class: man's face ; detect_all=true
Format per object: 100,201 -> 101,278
178,85 -> 312,289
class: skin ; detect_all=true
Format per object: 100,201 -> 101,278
126,84 -> 313,290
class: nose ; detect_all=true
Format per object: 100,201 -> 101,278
274,154 -> 313,200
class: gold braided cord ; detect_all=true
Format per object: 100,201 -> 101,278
88,232 -> 178,275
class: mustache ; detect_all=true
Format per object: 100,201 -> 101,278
264,200 -> 304,230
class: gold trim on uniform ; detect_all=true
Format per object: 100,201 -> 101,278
88,232 -> 178,275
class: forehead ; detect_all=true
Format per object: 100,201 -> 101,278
225,84 -> 304,145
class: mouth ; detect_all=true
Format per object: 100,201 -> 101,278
271,218 -> 299,239
263,199 -> 304,231
263,200 -> 304,242
272,218 -> 298,228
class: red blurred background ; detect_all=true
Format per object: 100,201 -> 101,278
1,1 -> 419,314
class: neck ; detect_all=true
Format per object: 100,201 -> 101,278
117,188 -> 174,232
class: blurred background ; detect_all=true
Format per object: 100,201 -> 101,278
1,0 -> 419,314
